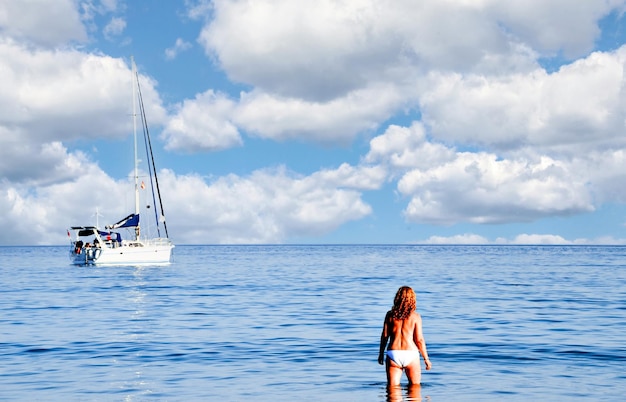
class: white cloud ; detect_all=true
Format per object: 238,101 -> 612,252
576,149 -> 626,204
103,17 -> 126,40
365,122 -> 456,173
0,42 -> 167,144
197,0 -> 545,101
0,48 -> 175,212
311,163 -> 387,191
420,233 -> 489,244
362,119 -> 599,226
233,82 -> 407,143
506,233 -> 626,245
508,233 -> 570,244
421,47 -> 626,153
0,158 -> 123,245
159,163 -> 375,244
99,0 -> 121,13
187,0 -> 213,20
416,233 -> 626,245
165,38 -> 192,60
0,159 -> 378,245
488,0 -> 625,58
162,81 -> 411,148
397,152 -> 593,225
0,0 -> 87,47
189,31 -> 626,229
0,40 -> 171,200
192,0 -> 626,150
162,90 -> 243,152
199,0 -> 403,101
198,0 -> 623,100
0,130 -> 89,185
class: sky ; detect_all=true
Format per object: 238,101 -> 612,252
3,0 -> 626,246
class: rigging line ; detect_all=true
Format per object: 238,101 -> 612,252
135,70 -> 169,239
135,70 -> 160,237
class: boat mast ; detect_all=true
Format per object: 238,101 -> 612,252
131,56 -> 140,240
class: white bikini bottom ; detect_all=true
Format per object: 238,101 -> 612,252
386,350 -> 420,368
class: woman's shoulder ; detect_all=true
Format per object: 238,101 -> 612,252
410,311 -> 422,321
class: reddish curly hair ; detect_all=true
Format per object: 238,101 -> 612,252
390,286 -> 416,320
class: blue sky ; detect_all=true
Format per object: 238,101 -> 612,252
3,0 -> 626,245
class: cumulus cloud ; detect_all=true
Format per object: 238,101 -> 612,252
0,130 -> 89,185
0,159 -> 122,245
233,83 -> 407,143
310,163 -> 387,191
0,48 -> 171,211
421,47 -> 626,154
397,152 -> 593,224
365,122 -> 456,173
165,38 -> 192,60
583,149 -> 626,204
197,0 -> 622,98
160,165 -> 374,244
162,80 -> 410,147
0,159 -> 378,245
188,0 -> 626,150
162,90 -> 243,152
0,42 -> 168,188
364,122 -> 602,226
488,0 -> 622,58
0,0 -> 87,47
197,0 -> 544,101
198,0 -> 406,101
0,41 -> 167,144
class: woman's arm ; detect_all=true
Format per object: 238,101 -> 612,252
413,314 -> 432,370
378,312 -> 390,365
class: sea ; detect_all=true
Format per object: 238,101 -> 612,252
0,245 -> 624,401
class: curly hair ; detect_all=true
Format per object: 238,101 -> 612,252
390,286 -> 416,320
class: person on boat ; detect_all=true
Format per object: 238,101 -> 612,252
74,240 -> 83,254
378,286 -> 432,385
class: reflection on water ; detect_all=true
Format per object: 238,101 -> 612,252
386,384 -> 425,401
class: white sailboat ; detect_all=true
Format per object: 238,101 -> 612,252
68,58 -> 174,265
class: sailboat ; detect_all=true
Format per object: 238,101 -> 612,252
68,58 -> 174,265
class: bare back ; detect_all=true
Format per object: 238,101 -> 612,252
384,311 -> 421,351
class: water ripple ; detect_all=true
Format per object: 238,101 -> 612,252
0,245 -> 625,401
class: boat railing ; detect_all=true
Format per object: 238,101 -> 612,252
126,238 -> 173,247
144,238 -> 174,247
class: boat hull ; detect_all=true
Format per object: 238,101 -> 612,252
70,240 -> 174,266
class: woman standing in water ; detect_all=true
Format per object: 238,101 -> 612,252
378,286 -> 432,385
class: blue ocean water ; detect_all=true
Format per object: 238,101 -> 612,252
0,245 -> 625,401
